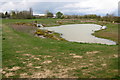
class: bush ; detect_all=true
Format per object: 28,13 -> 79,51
44,34 -> 54,38
35,29 -> 44,35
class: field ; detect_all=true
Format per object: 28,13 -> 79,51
1,19 -> 119,78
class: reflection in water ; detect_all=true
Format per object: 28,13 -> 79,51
40,24 -> 116,45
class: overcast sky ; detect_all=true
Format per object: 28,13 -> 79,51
0,0 -> 119,16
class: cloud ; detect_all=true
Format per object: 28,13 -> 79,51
0,1 -> 35,12
0,2 -> 71,14
1,0 -> 85,2
0,0 -> 119,16
54,0 -> 119,15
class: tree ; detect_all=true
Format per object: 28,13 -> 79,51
106,13 -> 109,17
1,13 -> 5,18
46,11 -> 53,18
11,11 -> 16,19
10,10 -> 33,19
56,12 -> 63,18
4,11 -> 10,18
29,8 -> 33,15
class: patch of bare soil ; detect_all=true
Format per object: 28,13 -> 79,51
69,53 -> 83,59
73,55 -> 83,58
113,54 -> 118,58
29,66 -> 77,78
53,67 -> 77,78
16,51 -> 25,53
33,47 -> 39,50
101,63 -> 107,67
22,54 -> 38,58
8,66 -> 21,71
69,53 -> 76,56
34,57 -> 40,60
19,64 -> 77,78
31,69 -> 53,78
5,72 -> 15,78
22,54 -> 32,56
42,60 -> 52,64
2,71 -> 6,74
43,55 -> 52,58
34,66 -> 41,69
86,51 -> 100,54
20,73 -> 28,78
27,63 -> 33,67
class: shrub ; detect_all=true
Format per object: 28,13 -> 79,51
35,29 -> 44,35
44,34 -> 54,38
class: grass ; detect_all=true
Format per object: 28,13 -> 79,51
2,18 -> 119,78
0,19 -> 2,79
93,23 -> 118,44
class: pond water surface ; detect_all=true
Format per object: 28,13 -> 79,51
40,24 -> 116,45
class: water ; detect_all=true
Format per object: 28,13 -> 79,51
40,24 -> 116,45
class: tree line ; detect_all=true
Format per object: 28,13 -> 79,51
0,8 -> 33,19
0,10 -> 120,23
1,11 -> 33,19
0,10 -> 64,19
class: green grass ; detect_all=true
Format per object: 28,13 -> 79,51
93,23 -> 118,44
2,19 -> 118,78
0,19 -> 2,79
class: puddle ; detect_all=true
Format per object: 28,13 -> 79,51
40,24 -> 116,45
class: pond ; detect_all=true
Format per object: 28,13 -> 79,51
40,24 -> 116,45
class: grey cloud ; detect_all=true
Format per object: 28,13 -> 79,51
0,1 -> 118,16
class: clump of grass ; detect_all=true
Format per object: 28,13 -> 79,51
35,29 -> 44,35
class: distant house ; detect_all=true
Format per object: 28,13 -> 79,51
33,13 -> 56,18
33,14 -> 46,16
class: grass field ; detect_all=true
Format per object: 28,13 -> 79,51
2,19 -> 119,78
93,23 -> 118,44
